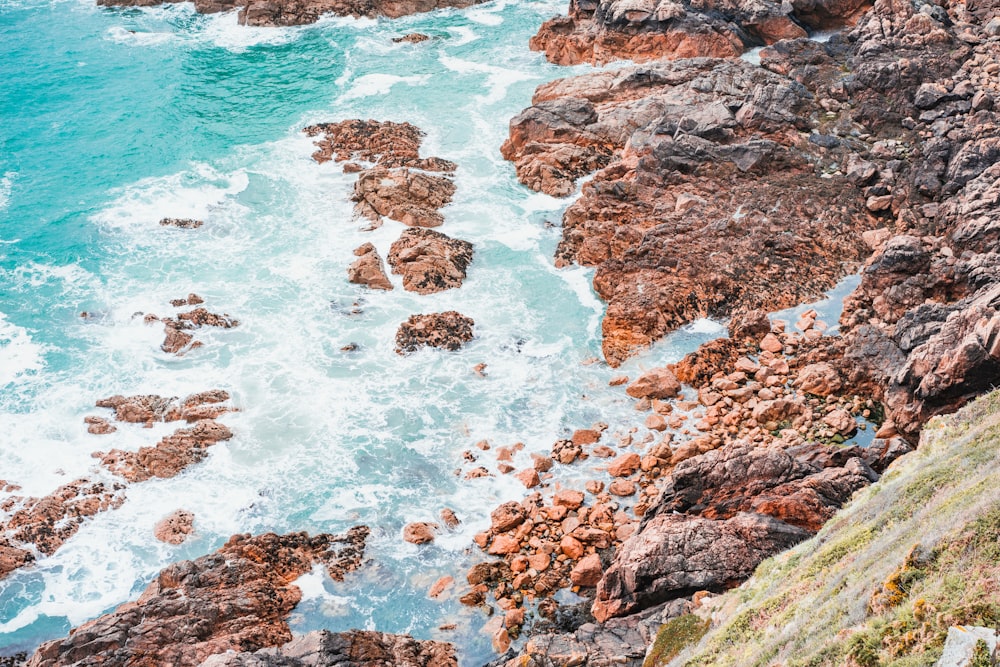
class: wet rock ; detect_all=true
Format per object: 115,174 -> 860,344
97,420 -> 234,482
353,167 -> 456,228
387,229 -> 473,294
393,32 -> 431,43
607,453 -> 641,477
29,529 -> 369,666
395,311 -> 475,353
303,120 -> 455,171
347,243 -> 393,290
491,501 -> 528,533
796,362 -> 843,396
154,509 -> 195,545
402,522 -> 438,544
198,629 -> 456,666
159,218 -> 203,229
84,416 -> 116,435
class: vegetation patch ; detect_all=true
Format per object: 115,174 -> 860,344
644,614 -> 711,667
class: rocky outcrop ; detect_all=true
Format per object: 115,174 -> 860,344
1,480 -> 126,580
593,512 -> 810,622
528,0 -> 870,66
97,420 -> 234,482
303,120 -> 455,171
93,390 -> 234,426
353,167 -> 456,228
395,312 -> 475,353
98,0 -> 483,27
348,243 -> 394,290
154,509 -> 195,545
387,229 -> 473,294
159,218 -> 203,229
502,58 -> 876,365
28,529 -> 369,667
198,629 -> 456,666
156,303 -> 239,355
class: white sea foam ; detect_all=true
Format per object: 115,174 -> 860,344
0,312 -> 44,388
0,171 -> 14,211
439,55 -> 537,104
197,9 -> 297,51
105,25 -> 175,46
339,73 -> 431,101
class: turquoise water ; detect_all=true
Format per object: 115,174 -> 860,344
0,1 -> 730,663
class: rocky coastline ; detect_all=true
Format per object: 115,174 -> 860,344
6,0 -> 1000,663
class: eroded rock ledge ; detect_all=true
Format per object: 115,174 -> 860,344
28,529 -> 371,667
97,0 -> 483,27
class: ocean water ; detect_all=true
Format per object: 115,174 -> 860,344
0,0 -> 739,662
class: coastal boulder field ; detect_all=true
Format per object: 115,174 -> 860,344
7,0 -> 1000,662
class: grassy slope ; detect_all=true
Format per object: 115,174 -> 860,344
650,389 -> 1000,667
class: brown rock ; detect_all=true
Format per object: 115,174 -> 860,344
347,243 -> 393,290
303,120 -> 456,169
796,362 -> 842,396
428,576 -> 454,598
491,501 -> 528,533
515,468 -> 541,489
553,490 -> 585,510
353,167 -> 456,228
571,429 -> 601,445
440,508 -> 461,529
395,312 -> 474,353
28,528 -> 369,665
626,368 -> 681,399
569,553 -> 603,587
153,509 -> 194,545
607,453 -> 641,478
98,420 -> 234,483
159,218 -> 203,229
387,229 -> 473,294
402,522 -> 438,544
488,535 -> 521,555
608,480 -> 637,496
560,535 -> 584,559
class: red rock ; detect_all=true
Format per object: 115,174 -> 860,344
560,535 -> 584,559
822,409 -> 857,436
98,420 -> 234,483
395,312 -> 474,353
488,535 -> 521,555
353,167 -> 456,229
84,416 -> 116,435
528,553 -> 551,572
607,453 -> 641,478
387,229 -> 473,295
491,501 -> 527,533
440,508 -> 461,529
586,480 -> 605,495
553,490 -> 585,510
626,368 -> 681,400
608,480 -> 637,497
403,522 -> 438,544
303,120 -> 457,168
645,413 -> 667,431
759,333 -> 784,353
154,510 -> 194,545
29,528 -> 369,665
569,553 -> 603,587
515,468 -> 541,489
347,243 -> 393,291
796,362 -> 843,396
571,429 -> 601,445
504,607 -> 525,629
532,454 -> 554,472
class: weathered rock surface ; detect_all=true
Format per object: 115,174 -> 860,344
395,312 -> 475,353
303,120 -> 455,171
161,306 -> 239,355
348,243 -> 394,290
153,509 -> 196,545
528,0 -> 870,66
159,218 -> 203,229
98,0 -> 483,26
593,512 -> 809,621
97,420 -> 234,482
197,629 -> 456,666
502,58 -> 875,365
0,480 -> 126,580
28,529 -> 369,667
387,229 -> 473,294
353,167 -> 456,228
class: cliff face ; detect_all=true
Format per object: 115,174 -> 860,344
658,388 -> 1000,666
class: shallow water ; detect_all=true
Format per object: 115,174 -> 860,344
0,1 -> 732,662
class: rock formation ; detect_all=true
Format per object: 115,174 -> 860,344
198,629 -> 457,666
353,167 -> 456,229
348,243 -> 394,290
154,509 -> 195,545
387,229 -> 473,294
502,58 -> 876,365
98,0 -> 484,27
28,529 -> 370,667
395,312 -> 475,353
